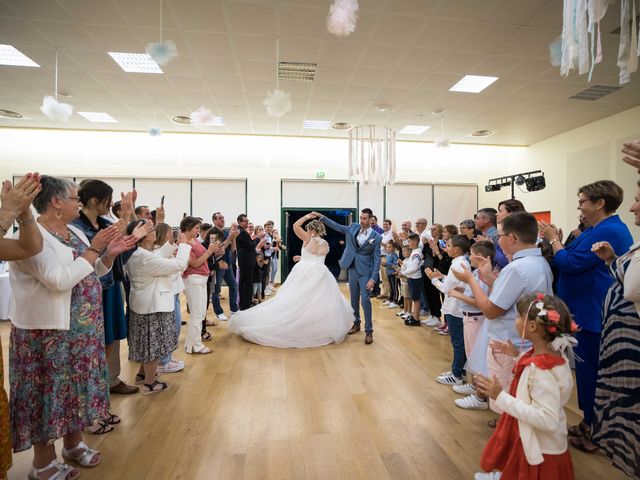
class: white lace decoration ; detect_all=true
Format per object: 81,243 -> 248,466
550,335 -> 581,361
305,236 -> 329,256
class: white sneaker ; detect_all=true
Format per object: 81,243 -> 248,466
420,309 -> 429,316
395,311 -> 406,317
265,289 -> 273,296
230,310 -> 238,315
157,360 -> 184,374
455,394 -> 488,410
382,300 -> 390,306
452,383 -> 476,396
400,312 -> 410,319
436,373 -> 463,385
474,472 -> 501,480
216,313 -> 228,321
387,302 -> 398,308
420,318 -> 432,325
425,317 -> 440,327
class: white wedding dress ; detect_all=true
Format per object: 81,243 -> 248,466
228,236 -> 354,348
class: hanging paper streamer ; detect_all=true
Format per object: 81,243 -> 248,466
327,0 -> 359,37
348,125 -> 396,187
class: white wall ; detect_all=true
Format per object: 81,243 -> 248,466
481,104 -> 640,238
0,128 -> 525,230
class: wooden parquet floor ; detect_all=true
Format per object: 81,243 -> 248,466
1,285 -> 628,480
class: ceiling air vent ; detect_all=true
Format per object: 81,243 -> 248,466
569,85 -> 623,101
278,62 -> 316,82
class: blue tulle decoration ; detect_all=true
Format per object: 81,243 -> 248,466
145,40 -> 177,66
148,127 -> 161,136
549,36 -> 563,67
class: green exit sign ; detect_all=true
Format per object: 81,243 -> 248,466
316,171 -> 325,178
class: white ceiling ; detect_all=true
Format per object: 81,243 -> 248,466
0,0 -> 639,145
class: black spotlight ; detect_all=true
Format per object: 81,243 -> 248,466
525,175 -> 546,192
485,184 -> 501,192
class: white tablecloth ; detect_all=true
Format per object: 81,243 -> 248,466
0,273 -> 11,320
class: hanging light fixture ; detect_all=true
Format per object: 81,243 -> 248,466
348,125 -> 396,187
146,0 -> 177,66
263,39 -> 292,118
40,48 -> 73,122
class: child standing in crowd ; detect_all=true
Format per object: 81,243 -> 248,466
447,240 -> 496,410
402,234 -> 424,327
384,242 -> 399,308
474,294 -> 577,480
253,254 -> 265,304
453,212 -> 553,418
395,245 -> 413,320
426,234 -> 471,386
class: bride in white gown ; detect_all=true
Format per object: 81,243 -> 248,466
228,214 -> 354,348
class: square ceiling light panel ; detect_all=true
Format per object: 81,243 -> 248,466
77,111 -> 118,123
303,120 -> 332,129
399,125 -> 431,134
449,75 -> 498,93
0,44 -> 40,67
108,52 -> 163,73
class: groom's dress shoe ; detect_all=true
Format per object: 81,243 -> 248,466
364,333 -> 373,344
348,324 -> 361,335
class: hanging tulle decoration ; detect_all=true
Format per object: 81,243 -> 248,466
263,89 -> 292,118
549,36 -> 563,67
148,127 -> 162,136
40,95 -> 73,122
190,105 -> 215,126
327,0 -> 359,37
146,40 -> 177,66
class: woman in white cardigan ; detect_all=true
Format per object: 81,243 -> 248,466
9,176 -> 136,480
474,294 -> 576,480
124,219 -> 191,395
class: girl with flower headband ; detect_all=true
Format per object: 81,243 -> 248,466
473,293 -> 578,480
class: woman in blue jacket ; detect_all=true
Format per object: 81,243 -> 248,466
539,180 -> 633,452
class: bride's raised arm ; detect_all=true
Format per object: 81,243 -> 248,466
293,214 -> 313,245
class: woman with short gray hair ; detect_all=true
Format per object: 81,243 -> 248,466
9,176 -> 136,480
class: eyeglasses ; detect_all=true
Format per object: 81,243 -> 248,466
577,198 -> 592,206
67,196 -> 80,202
497,233 -> 512,238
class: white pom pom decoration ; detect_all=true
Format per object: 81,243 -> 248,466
262,89 -> 293,118
190,105 -> 215,126
435,138 -> 450,148
327,0 -> 359,37
145,40 -> 177,66
40,95 -> 73,122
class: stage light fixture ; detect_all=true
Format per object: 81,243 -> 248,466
484,184 -> 501,192
525,175 -> 546,192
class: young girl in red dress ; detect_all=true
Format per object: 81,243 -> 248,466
473,293 -> 578,480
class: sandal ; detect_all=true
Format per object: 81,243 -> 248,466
186,347 -> 213,355
569,435 -> 599,454
62,441 -> 101,468
135,372 -> 158,385
143,380 -> 169,395
84,419 -> 113,435
205,319 -> 217,327
105,411 -> 121,425
201,331 -> 213,341
28,459 -> 80,480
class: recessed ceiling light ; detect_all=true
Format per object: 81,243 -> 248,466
399,125 -> 430,135
0,44 -> 40,67
470,129 -> 494,137
108,52 -> 163,73
0,109 -> 23,119
371,105 -> 392,113
303,120 -> 331,129
77,111 -> 118,123
172,115 -> 191,124
332,122 -> 351,130
449,75 -> 498,93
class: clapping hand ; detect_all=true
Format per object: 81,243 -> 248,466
472,254 -> 494,284
1,173 -> 41,216
119,190 -> 136,220
176,232 -> 187,244
424,267 -> 443,280
622,140 -> 640,173
131,221 -> 154,241
591,241 -> 616,264
538,221 -> 560,243
489,339 -> 519,357
475,374 -> 503,400
106,235 -> 137,257
90,224 -> 122,252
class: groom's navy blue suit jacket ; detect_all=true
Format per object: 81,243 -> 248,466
321,216 -> 382,282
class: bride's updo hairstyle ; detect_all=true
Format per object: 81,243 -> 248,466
305,219 -> 326,236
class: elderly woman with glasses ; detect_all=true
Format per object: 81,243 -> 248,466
538,180 -> 633,453
9,176 -> 136,480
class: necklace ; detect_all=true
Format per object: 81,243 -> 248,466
38,219 -> 71,242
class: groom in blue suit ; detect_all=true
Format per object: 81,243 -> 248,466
313,208 -> 382,344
